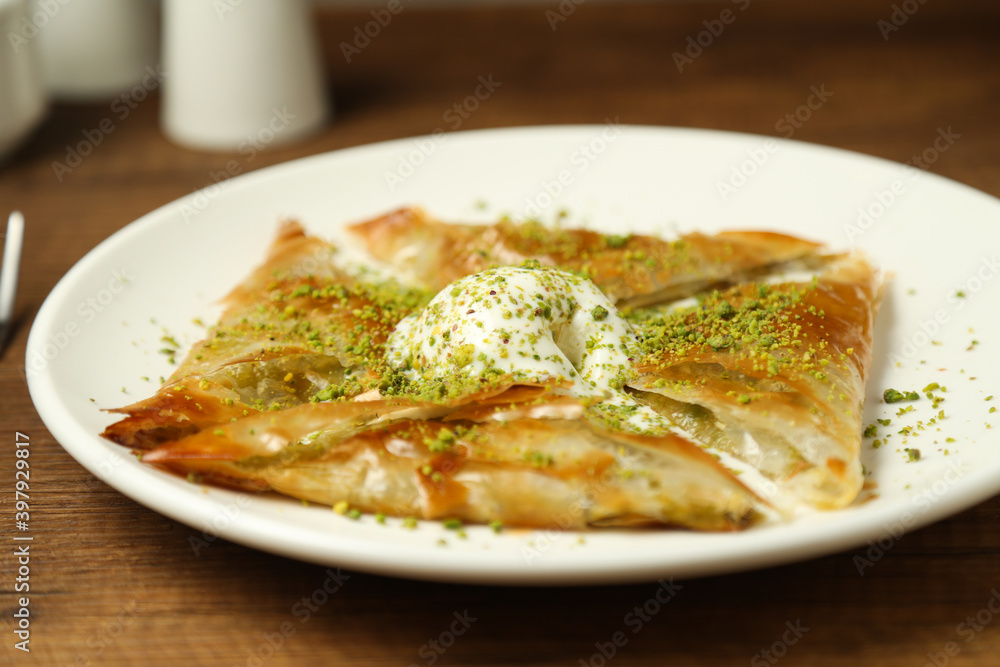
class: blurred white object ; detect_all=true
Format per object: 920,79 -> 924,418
0,211 -> 25,351
29,0 -> 159,100
0,0 -> 46,163
161,0 -> 329,152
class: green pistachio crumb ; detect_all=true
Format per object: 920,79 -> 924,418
715,301 -> 736,319
884,388 -> 919,403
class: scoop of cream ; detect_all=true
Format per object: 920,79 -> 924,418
387,264 -> 642,398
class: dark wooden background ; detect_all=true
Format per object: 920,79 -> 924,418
2,1 -> 999,664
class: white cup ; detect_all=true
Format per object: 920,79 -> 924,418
28,0 -> 159,101
0,0 -> 46,164
161,0 -> 330,152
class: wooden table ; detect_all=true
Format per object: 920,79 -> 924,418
3,1 -> 999,664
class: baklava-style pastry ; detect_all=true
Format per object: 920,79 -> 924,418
349,207 -> 827,308
103,220 -> 428,449
628,254 -> 883,508
103,209 -> 883,531
140,388 -> 761,531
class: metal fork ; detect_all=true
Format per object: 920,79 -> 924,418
0,211 -> 25,353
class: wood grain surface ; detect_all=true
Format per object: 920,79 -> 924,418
2,1 -> 1000,664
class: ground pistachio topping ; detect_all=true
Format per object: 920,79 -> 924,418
626,279 -> 846,398
884,388 -> 919,404
631,282 -> 811,359
201,271 -> 435,406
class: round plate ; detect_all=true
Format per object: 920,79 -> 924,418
26,125 -> 1000,584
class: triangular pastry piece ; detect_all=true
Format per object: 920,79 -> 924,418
102,220 -> 428,449
627,254 -> 883,508
141,389 -> 762,531
349,207 -> 826,308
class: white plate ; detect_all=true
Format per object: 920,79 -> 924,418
27,125 -> 1000,585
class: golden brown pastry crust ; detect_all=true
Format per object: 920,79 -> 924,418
103,210 -> 882,530
140,390 -> 761,531
349,207 -> 826,308
102,221 -> 426,450
629,254 -> 883,508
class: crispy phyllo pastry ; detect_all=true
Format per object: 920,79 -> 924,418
349,207 -> 827,308
102,220 -> 429,450
103,208 -> 885,531
140,388 -> 761,531
627,254 -> 883,509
